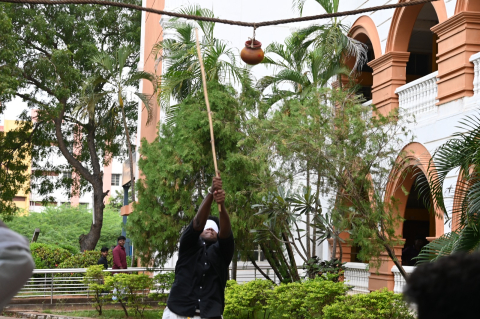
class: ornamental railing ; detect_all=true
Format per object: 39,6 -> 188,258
344,262 -> 370,294
396,71 -> 438,119
13,266 -> 282,304
470,52 -> 480,96
391,266 -> 415,294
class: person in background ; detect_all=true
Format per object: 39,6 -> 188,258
97,247 -> 109,269
0,220 -> 35,311
112,236 -> 127,272
404,252 -> 480,319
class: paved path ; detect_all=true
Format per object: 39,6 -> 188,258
0,316 -> 15,318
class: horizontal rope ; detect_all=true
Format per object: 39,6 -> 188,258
0,0 -> 439,28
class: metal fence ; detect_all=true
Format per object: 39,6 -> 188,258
14,265 -> 288,303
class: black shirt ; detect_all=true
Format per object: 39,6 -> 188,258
167,221 -> 234,318
97,256 -> 108,269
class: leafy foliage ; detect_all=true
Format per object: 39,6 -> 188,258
30,243 -> 72,269
322,289 -> 415,319
148,272 -> 175,307
105,273 -> 153,318
416,113 -> 480,263
0,0 -> 141,250
6,204 -> 122,251
304,257 -> 345,281
224,279 -> 274,318
58,250 -> 113,269
129,82 -> 272,267
225,278 -> 349,319
84,265 -> 112,315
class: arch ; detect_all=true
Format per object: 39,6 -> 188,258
349,16 -> 383,59
455,0 -> 480,14
386,0 -> 448,53
384,142 -> 444,238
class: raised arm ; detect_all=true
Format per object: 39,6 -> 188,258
213,187 -> 231,239
193,177 -> 222,231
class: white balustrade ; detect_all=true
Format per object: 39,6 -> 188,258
344,262 -> 370,294
470,52 -> 480,96
391,265 -> 415,294
395,71 -> 438,118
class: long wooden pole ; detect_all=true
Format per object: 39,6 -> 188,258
195,28 -> 222,213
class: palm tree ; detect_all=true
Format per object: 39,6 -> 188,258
259,32 -> 350,105
293,0 -> 368,74
416,114 -> 480,263
77,46 -> 158,203
153,5 -> 247,124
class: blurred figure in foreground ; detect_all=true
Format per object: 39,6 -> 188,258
0,220 -> 35,310
404,252 -> 480,319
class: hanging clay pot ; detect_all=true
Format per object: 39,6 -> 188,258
241,39 -> 264,65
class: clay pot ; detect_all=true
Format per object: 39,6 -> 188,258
241,40 -> 264,65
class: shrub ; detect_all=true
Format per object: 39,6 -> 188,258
30,243 -> 72,269
149,272 -> 175,307
304,257 -> 346,282
84,265 -> 112,315
322,289 -> 415,319
224,278 -> 348,319
224,279 -> 274,319
105,273 -> 153,318
266,278 -> 349,318
58,250 -> 113,269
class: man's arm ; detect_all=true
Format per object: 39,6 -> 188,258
213,189 -> 231,239
192,177 -> 222,231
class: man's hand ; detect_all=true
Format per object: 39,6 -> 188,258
213,189 -> 225,205
212,176 -> 222,192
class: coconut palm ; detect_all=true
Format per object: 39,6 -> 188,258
153,5 -> 247,124
292,0 -> 368,82
77,46 -> 158,203
416,114 -> 480,263
259,32 -> 350,105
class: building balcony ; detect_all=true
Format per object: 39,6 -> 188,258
395,71 -> 438,121
470,52 -> 480,97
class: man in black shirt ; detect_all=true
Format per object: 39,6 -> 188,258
97,247 -> 109,269
163,177 -> 234,319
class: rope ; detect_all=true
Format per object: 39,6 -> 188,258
0,0 -> 439,28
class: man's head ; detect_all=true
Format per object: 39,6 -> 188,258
117,236 -> 126,247
404,252 -> 480,319
101,247 -> 109,257
200,216 -> 220,243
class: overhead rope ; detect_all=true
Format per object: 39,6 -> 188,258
0,0 -> 439,28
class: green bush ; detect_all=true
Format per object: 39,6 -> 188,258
224,278 -> 349,319
267,278 -> 349,319
323,289 -> 415,319
149,272 -> 175,307
58,250 -> 113,269
224,279 -> 274,318
105,273 -> 153,318
30,243 -> 72,269
84,265 -> 112,315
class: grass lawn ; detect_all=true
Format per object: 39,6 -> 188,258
50,309 -> 164,318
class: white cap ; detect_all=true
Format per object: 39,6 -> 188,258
204,220 -> 219,233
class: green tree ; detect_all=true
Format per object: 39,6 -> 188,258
293,0 -> 368,83
0,2 -> 141,250
416,114 -> 480,263
153,5 -> 246,123
6,204 -> 123,251
252,87 -> 413,280
81,46 -> 159,203
128,82 -> 273,268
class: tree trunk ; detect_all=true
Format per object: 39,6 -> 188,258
120,96 -> 135,203
248,254 -> 275,284
54,109 -> 106,251
331,237 -> 337,261
231,253 -> 237,281
306,166 -> 311,259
